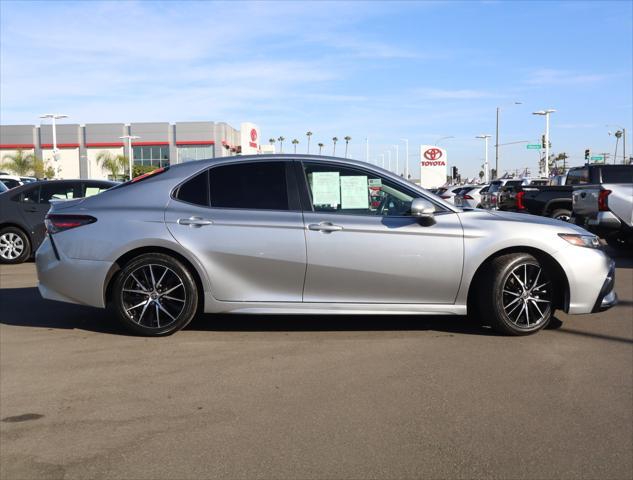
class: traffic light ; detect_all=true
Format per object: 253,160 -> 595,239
452,166 -> 458,179
584,149 -> 590,161
541,134 -> 546,148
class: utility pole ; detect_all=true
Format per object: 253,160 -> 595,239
393,145 -> 399,175
495,107 -> 499,179
40,113 -> 68,176
386,150 -> 392,172
476,134 -> 491,183
533,109 -> 556,177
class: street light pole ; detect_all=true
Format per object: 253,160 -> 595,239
120,135 -> 140,180
607,125 -> 627,163
435,135 -> 455,146
40,113 -> 68,174
386,150 -> 392,172
494,102 -> 522,180
533,109 -> 556,177
393,145 -> 399,176
401,139 -> 409,179
476,134 -> 492,183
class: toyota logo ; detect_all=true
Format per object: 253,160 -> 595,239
250,129 -> 258,142
424,148 -> 443,160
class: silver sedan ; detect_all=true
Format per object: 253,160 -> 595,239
36,155 -> 617,336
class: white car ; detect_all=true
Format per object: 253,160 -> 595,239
455,184 -> 488,208
438,185 -> 471,205
0,175 -> 24,190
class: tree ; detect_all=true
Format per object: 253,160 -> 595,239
96,151 -> 127,180
490,168 -> 497,180
292,138 -> 299,154
344,136 -> 352,158
1,149 -> 35,176
479,170 -> 485,181
306,131 -> 313,154
268,138 -> 275,145
32,157 -> 55,179
277,136 -> 285,153
332,137 -> 338,156
317,143 -> 324,155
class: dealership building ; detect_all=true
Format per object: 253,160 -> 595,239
0,121 -> 262,179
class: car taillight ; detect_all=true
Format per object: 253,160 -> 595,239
598,190 -> 611,211
516,191 -> 525,210
463,195 -> 474,200
45,214 -> 96,234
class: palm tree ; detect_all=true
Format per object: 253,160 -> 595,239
344,136 -> 352,158
318,143 -> 324,155
277,136 -> 285,153
332,137 -> 338,156
306,131 -> 313,154
479,170 -> 485,181
269,138 -> 275,146
96,151 -> 127,180
32,157 -> 55,179
1,149 -> 34,176
291,139 -> 299,154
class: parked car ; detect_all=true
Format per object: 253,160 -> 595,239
0,175 -> 24,190
497,165 -> 633,223
438,185 -> 470,204
0,182 -> 8,194
36,155 -> 616,337
0,179 -> 117,264
573,171 -> 633,249
20,176 -> 38,183
455,184 -> 488,208
480,178 -> 517,210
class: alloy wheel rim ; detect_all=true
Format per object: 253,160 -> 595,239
120,264 -> 186,329
0,233 -> 24,260
502,263 -> 551,329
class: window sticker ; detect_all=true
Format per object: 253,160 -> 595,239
312,171 -> 341,206
341,175 -> 369,209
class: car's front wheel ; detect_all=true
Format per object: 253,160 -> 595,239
110,253 -> 199,336
0,226 -> 31,264
479,253 -> 553,335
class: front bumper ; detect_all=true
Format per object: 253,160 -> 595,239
592,258 -> 618,313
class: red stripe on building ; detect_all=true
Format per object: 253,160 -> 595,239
176,140 -> 215,146
0,144 -> 35,149
131,141 -> 170,146
41,143 -> 80,149
86,142 -> 124,148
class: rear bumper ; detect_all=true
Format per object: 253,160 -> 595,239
587,211 -> 621,229
35,237 -> 111,308
592,258 -> 618,313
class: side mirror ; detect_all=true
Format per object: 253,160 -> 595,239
411,198 -> 435,218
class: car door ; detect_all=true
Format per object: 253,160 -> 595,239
164,160 -> 307,302
299,161 -> 464,304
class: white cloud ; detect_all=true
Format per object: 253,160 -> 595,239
525,69 -> 609,86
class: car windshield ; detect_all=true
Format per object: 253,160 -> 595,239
488,181 -> 503,193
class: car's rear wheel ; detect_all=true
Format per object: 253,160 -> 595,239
110,253 -> 198,336
479,253 -> 553,335
0,226 -> 31,264
551,208 -> 572,222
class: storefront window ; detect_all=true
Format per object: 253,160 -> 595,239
178,145 -> 215,163
133,145 -> 170,167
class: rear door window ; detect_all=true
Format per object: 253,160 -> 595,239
208,161 -> 290,210
39,183 -> 81,204
176,170 -> 209,206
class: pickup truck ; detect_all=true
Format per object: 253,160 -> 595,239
497,164 -> 632,223
572,176 -> 633,249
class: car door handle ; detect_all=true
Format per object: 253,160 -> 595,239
308,222 -> 343,232
177,216 -> 213,227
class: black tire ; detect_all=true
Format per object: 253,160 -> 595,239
551,208 -> 572,222
110,253 -> 199,336
0,226 -> 31,264
478,253 -> 553,336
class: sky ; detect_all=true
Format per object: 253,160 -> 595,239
1,0 -> 631,178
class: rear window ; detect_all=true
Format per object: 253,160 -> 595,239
601,166 -> 633,183
109,167 -> 169,190
488,181 -> 503,193
566,168 -> 589,185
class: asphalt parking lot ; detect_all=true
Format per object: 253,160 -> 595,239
1,251 -> 632,480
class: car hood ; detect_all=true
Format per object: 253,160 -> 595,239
461,209 -> 589,234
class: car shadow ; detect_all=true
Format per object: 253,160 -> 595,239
2,286 -> 500,337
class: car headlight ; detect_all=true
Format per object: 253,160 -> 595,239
558,233 -> 601,248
